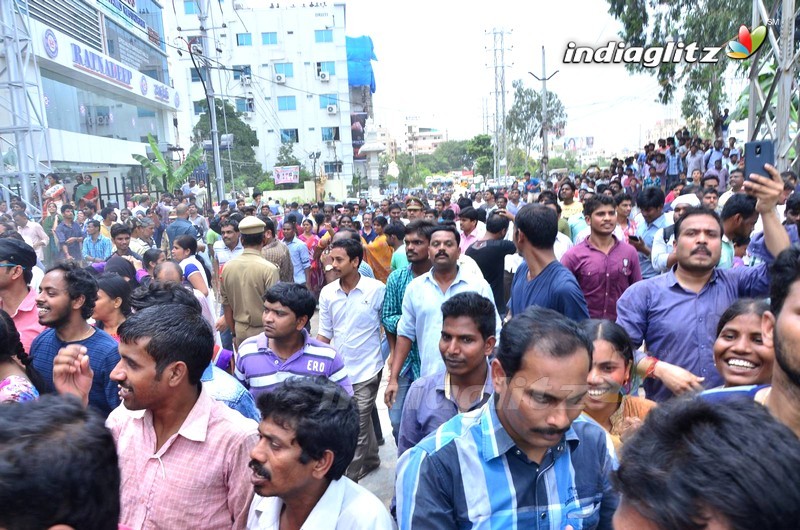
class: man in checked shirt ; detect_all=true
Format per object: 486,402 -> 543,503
53,303 -> 258,529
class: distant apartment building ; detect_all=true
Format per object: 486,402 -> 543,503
165,1 -> 359,184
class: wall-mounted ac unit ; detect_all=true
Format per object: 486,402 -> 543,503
318,71 -> 330,82
275,73 -> 286,84
234,1 -> 245,9
241,75 -> 251,85
326,104 -> 338,114
326,140 -> 335,148
242,112 -> 252,119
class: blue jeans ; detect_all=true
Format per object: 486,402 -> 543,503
388,373 -> 413,445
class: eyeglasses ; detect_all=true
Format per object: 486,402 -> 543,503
0,263 -> 20,268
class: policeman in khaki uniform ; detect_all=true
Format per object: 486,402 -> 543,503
220,216 -> 280,349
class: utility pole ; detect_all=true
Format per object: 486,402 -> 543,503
489,28 -> 510,181
197,0 -> 225,202
529,46 -> 558,180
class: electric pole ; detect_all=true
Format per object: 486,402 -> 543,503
197,0 -> 225,202
529,46 -> 558,180
489,28 -> 510,181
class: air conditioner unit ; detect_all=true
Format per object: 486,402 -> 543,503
326,104 -> 338,114
318,71 -> 330,82
234,1 -> 245,9
242,112 -> 252,119
241,75 -> 251,85
325,140 -> 335,148
275,73 -> 286,84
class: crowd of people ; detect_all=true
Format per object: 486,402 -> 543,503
2,131 -> 800,529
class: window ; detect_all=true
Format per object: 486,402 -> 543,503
321,127 -> 340,141
280,129 -> 299,143
316,61 -> 336,75
193,101 -> 205,115
262,32 -> 278,45
274,63 -> 294,78
233,65 -> 251,80
324,161 -> 343,174
319,94 -> 337,109
277,96 -> 296,111
236,33 -> 252,46
190,67 -> 206,82
183,1 -> 198,14
235,98 -> 248,113
315,29 -> 333,43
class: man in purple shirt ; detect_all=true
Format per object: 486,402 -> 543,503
236,282 -> 352,398
616,164 -> 789,402
562,195 -> 642,320
397,292 -> 496,456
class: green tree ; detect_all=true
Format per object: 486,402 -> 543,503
431,140 -> 471,172
132,133 -> 203,193
466,134 -> 494,176
606,0 -> 749,133
192,99 -> 262,188
506,80 -> 567,172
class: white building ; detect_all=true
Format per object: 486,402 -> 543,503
0,0 -> 179,208
165,1 -> 356,186
403,120 -> 447,156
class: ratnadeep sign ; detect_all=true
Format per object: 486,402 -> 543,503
274,166 -> 300,185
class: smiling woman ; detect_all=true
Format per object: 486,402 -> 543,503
713,299 -> 773,388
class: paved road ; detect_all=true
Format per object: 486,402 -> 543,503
309,310 -> 397,507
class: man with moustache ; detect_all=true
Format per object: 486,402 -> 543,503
617,165 -> 790,402
246,377 -> 393,528
382,220 -> 434,442
396,307 -> 617,529
52,304 -> 258,529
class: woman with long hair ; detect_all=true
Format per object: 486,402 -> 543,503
580,319 -> 656,451
172,234 -> 214,304
363,215 -> 392,283
298,218 -> 323,296
142,248 -> 166,277
42,174 -> 66,210
92,273 -> 132,342
41,201 -> 62,267
713,299 -> 773,388
0,309 -> 43,403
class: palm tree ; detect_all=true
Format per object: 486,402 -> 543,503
132,134 -> 204,193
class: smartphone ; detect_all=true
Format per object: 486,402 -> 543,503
744,140 -> 775,181
628,235 -> 640,242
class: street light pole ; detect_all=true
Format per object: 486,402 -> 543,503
529,46 -> 558,180
197,1 -> 225,203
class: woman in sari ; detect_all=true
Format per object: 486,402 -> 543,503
40,202 -> 62,267
42,174 -> 66,210
298,218 -> 323,297
363,215 -> 392,283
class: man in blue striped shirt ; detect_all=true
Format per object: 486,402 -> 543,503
82,220 -> 112,264
396,307 -> 617,529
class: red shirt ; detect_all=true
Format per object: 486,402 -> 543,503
0,288 -> 45,354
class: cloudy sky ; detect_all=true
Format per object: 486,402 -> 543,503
344,0 -> 706,153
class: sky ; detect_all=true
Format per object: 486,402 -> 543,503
343,0 -> 693,154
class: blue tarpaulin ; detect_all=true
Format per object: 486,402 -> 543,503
346,36 -> 377,93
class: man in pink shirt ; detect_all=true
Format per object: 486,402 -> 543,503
53,302 -> 258,529
0,239 -> 44,352
458,207 -> 485,253
13,212 -> 48,262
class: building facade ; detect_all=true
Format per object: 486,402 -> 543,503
0,0 -> 179,207
166,1 -> 356,187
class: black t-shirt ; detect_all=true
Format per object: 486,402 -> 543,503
465,239 -> 517,309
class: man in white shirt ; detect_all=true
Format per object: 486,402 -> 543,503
317,238 -> 385,482
246,377 -> 393,530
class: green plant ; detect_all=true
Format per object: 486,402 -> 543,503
132,134 -> 204,192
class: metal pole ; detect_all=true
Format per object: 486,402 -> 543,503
197,0 -> 225,202
540,46 -> 549,179
776,0 -> 795,171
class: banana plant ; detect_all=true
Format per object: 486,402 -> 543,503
132,134 -> 204,192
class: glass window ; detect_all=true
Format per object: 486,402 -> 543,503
193,101 -> 205,115
280,129 -> 299,143
262,32 -> 278,45
235,98 -> 248,113
41,69 -> 166,142
315,30 -> 333,43
317,61 -> 336,75
277,96 -> 296,111
191,68 -> 206,82
319,94 -> 337,109
274,63 -> 294,78
321,127 -> 340,141
324,161 -> 343,174
184,1 -> 198,14
237,33 -> 252,46
232,65 -> 251,80
138,0 -> 167,52
104,18 -> 169,84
